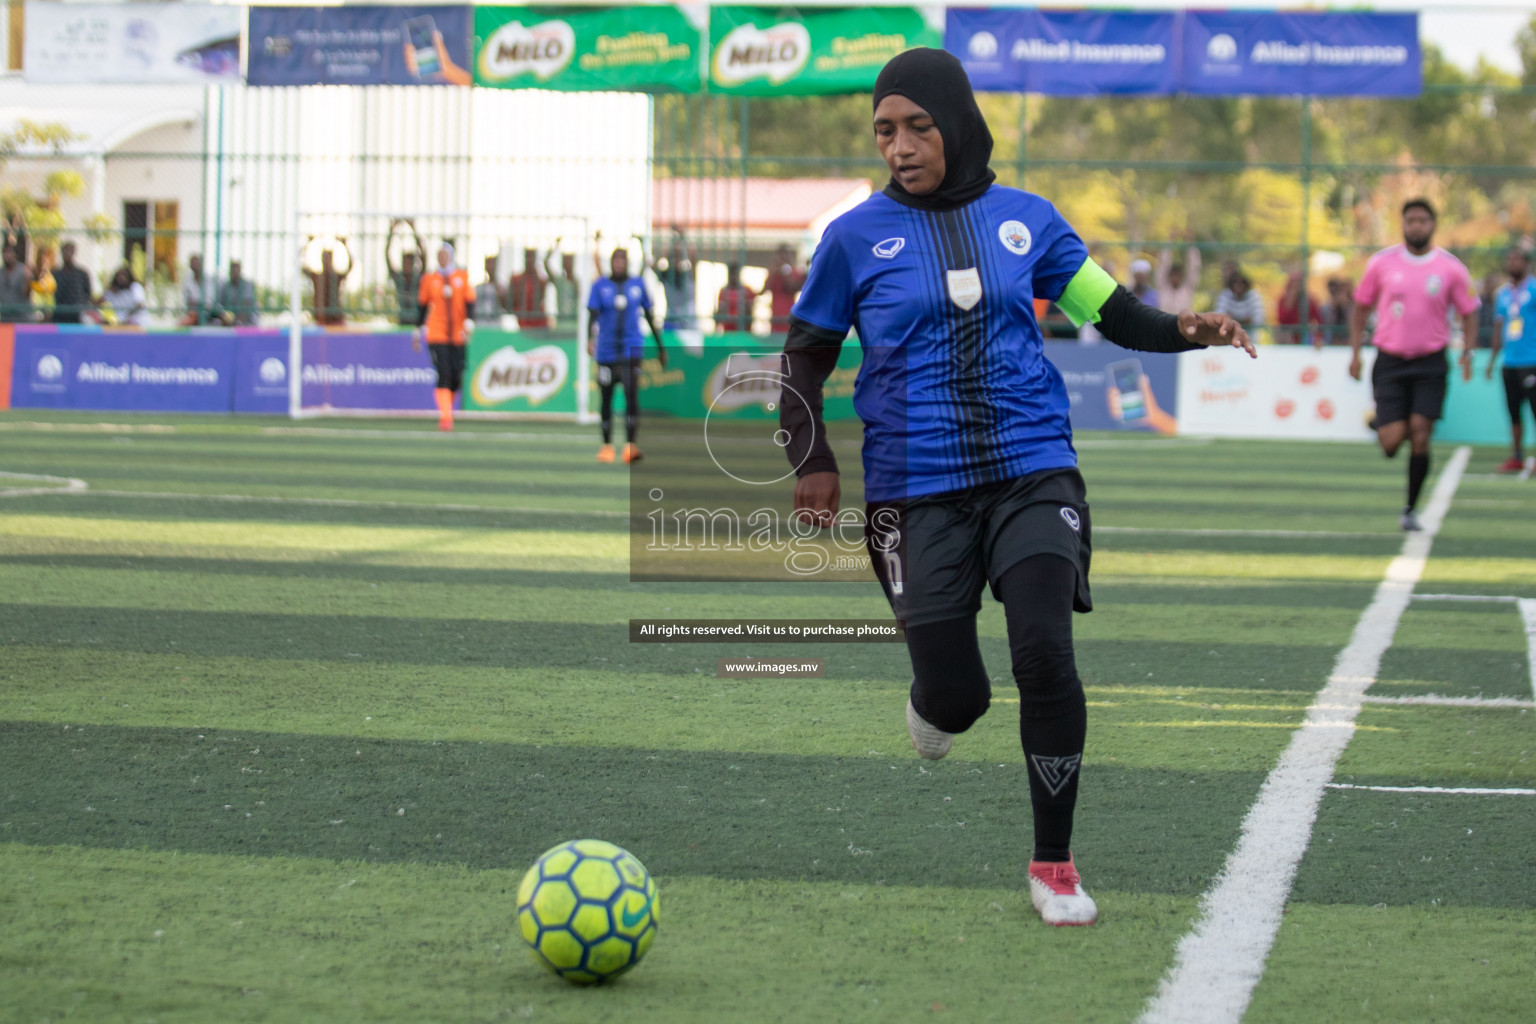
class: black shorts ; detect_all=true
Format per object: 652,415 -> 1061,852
1372,350 -> 1448,425
1503,365 -> 1536,424
596,358 -> 641,391
865,468 -> 1092,629
428,343 -> 466,392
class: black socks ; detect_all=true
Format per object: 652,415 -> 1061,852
1407,451 -> 1430,511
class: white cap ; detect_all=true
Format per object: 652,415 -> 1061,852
1129,258 -> 1152,275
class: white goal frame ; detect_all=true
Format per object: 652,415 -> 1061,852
286,209 -> 596,422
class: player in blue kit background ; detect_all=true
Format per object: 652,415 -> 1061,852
778,48 -> 1255,927
1492,246 -> 1536,473
588,246 -> 667,464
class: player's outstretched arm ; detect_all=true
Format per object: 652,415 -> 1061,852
1057,259 -> 1254,358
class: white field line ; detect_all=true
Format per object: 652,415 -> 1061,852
1137,444 -> 1471,1024
1521,599 -> 1536,705
37,488 -> 629,519
1098,526 -> 1394,539
1412,593 -> 1519,603
1361,693 -> 1536,709
0,471 -> 89,498
1326,783 -> 1535,796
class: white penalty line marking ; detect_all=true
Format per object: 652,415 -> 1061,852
1137,444 -> 1472,1024
0,471 -> 89,498
1325,783 -> 1535,796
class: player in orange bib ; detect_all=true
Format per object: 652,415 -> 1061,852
414,242 -> 476,431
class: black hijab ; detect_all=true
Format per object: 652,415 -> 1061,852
872,47 -> 996,213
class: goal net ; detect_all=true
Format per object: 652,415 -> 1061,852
285,210 -> 602,421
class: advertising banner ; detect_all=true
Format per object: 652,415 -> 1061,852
10,328 -> 237,413
248,5 -> 474,87
1182,12 -> 1420,97
232,331 -> 294,415
640,336 -> 861,420
1176,345 -> 1376,441
1045,341 -> 1180,433
948,9 -> 1177,96
464,329 -> 580,414
24,2 -> 241,84
473,6 -> 700,92
300,332 -> 440,412
708,6 -> 941,96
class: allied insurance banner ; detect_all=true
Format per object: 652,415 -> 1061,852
473,6 -> 699,92
1182,11 -> 1420,97
248,5 -> 474,87
24,2 -> 241,84
948,9 -> 1177,96
708,6 -> 942,96
945,9 -> 1420,96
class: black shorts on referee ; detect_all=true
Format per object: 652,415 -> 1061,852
864,467 -> 1093,629
1372,349 -> 1448,425
1504,364 -> 1536,424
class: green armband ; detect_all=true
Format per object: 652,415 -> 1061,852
1055,259 -> 1118,328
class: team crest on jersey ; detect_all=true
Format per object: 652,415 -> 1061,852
946,268 -> 983,311
872,237 -> 906,259
1425,274 -> 1442,296
998,220 -> 1032,255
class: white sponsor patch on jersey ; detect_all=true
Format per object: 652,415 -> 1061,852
946,267 -> 983,311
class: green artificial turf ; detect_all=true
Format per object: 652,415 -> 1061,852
2,413 -> 1531,1022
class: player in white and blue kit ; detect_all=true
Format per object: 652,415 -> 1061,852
1492,247 -> 1536,472
778,49 -> 1254,926
588,247 -> 666,463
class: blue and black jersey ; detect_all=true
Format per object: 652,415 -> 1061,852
789,186 -> 1099,502
588,276 -> 654,363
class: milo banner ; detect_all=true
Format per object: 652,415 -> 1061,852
473,5 -> 700,92
641,337 -> 861,419
708,6 -> 942,96
465,329 -> 580,414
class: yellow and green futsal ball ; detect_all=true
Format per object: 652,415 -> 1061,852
517,839 -> 659,984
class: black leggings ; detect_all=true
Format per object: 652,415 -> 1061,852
428,343 -> 466,392
599,359 -> 641,444
905,553 -> 1087,861
1504,366 -> 1536,426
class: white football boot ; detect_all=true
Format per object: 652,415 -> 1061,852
906,697 -> 954,760
1028,856 -> 1098,926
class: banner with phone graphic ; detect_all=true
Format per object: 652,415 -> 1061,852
708,6 -> 942,96
248,5 -> 473,86
1044,341 -> 1180,434
473,6 -> 700,92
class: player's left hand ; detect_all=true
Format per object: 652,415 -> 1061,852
1459,352 -> 1474,383
1180,311 -> 1256,358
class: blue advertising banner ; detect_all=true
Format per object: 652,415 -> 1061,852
1181,11 -> 1420,97
947,8 -> 1177,96
248,5 -> 473,87
1044,341 -> 1179,434
300,332 -> 440,413
232,330 -> 293,415
11,328 -> 237,413
945,9 -> 1420,97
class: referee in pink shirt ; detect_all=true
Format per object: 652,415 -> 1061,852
1348,198 -> 1481,531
